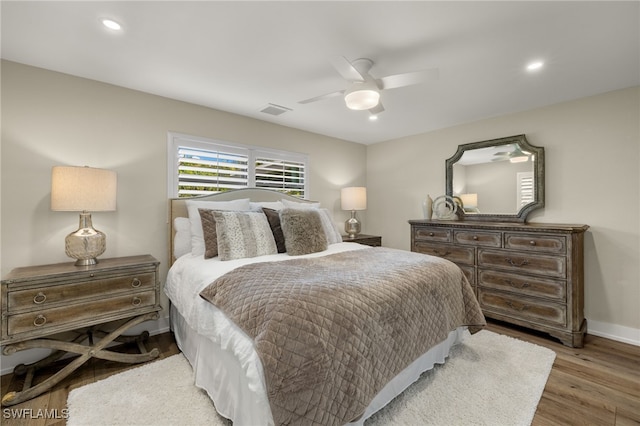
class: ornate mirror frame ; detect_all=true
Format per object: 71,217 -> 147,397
445,134 -> 545,222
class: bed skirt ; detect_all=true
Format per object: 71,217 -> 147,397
170,305 -> 469,426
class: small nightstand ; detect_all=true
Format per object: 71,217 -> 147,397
1,255 -> 161,406
342,234 -> 382,247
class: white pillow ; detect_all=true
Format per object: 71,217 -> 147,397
185,198 -> 251,256
281,199 -> 321,210
317,208 -> 343,245
249,201 -> 284,211
173,217 -> 192,259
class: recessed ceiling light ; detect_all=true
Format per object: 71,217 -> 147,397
369,115 -> 378,122
102,19 -> 122,31
526,61 -> 544,71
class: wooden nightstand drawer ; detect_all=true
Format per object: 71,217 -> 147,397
7,290 -> 156,337
413,242 -> 475,265
342,234 -> 382,247
7,273 -> 155,313
478,248 -> 566,278
454,230 -> 501,247
504,233 -> 566,253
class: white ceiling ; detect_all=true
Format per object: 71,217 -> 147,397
2,1 -> 639,145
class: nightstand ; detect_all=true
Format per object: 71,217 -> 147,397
342,234 -> 382,247
1,255 -> 161,406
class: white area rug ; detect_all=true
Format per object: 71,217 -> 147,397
67,330 -> 555,426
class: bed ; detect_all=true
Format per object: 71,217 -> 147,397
165,188 -> 485,425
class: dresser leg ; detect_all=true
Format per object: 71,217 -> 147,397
1,312 -> 160,406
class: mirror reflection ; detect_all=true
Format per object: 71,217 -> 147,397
446,134 -> 544,222
452,143 -> 535,214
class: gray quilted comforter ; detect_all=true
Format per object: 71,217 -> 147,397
199,247 -> 485,425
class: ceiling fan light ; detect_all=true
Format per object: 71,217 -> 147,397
344,89 -> 380,110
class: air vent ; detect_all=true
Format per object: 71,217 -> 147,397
260,103 -> 292,116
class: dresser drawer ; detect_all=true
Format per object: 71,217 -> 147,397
478,270 -> 566,301
478,288 -> 566,327
414,242 -> 475,265
6,290 -> 157,337
478,248 -> 566,278
458,265 -> 476,285
504,233 -> 566,254
7,273 -> 155,313
413,227 -> 451,243
454,230 -> 502,247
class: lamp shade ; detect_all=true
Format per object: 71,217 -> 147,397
460,193 -> 478,209
341,187 -> 367,211
51,166 -> 117,212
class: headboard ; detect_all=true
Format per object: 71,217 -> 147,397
169,188 -> 318,265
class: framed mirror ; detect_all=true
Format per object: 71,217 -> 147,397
445,134 -> 544,222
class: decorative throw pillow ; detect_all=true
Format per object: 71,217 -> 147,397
173,217 -> 192,259
262,208 -> 286,253
212,211 -> 277,261
185,198 -> 251,256
198,209 -> 220,259
279,209 -> 328,256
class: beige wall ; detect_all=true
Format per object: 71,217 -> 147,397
367,86 -> 640,340
0,60 -> 366,286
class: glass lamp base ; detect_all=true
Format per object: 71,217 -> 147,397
65,212 -> 106,266
344,210 -> 361,238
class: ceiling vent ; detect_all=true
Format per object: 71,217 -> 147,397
260,103 -> 292,116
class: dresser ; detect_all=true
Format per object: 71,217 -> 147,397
409,220 -> 589,347
1,255 -> 161,406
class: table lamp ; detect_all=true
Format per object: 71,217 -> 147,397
341,187 -> 367,238
51,166 -> 117,265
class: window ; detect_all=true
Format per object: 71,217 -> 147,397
516,171 -> 534,209
168,133 -> 308,198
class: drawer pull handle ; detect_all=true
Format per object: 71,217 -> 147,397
505,279 -> 530,289
33,315 -> 47,327
506,301 -> 530,312
132,297 -> 142,307
33,292 -> 47,304
429,232 -> 435,237
530,241 -> 536,246
131,278 -> 142,288
433,249 -> 452,257
505,258 -> 529,267
473,236 -> 479,241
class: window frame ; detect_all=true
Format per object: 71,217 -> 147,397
167,132 -> 308,199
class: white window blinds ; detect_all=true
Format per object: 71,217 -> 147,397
517,171 -> 534,208
168,133 -> 308,199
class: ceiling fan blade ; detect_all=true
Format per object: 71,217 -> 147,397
298,90 -> 344,104
330,56 -> 366,82
369,102 -> 385,115
377,68 -> 439,90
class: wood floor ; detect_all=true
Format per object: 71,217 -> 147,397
1,321 -> 639,425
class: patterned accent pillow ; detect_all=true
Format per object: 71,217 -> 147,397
212,211 -> 278,261
279,209 -> 328,256
262,208 -> 286,253
198,209 -> 220,259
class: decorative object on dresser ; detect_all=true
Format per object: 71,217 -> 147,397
409,220 -> 588,347
341,186 -> 367,238
51,166 -> 117,265
422,194 -> 433,219
432,195 -> 459,220
0,255 -> 161,406
342,233 -> 382,247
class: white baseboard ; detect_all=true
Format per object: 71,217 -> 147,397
587,319 -> 640,347
1,316 -> 172,376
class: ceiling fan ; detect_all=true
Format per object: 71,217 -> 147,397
298,56 -> 439,115
493,146 -> 532,163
